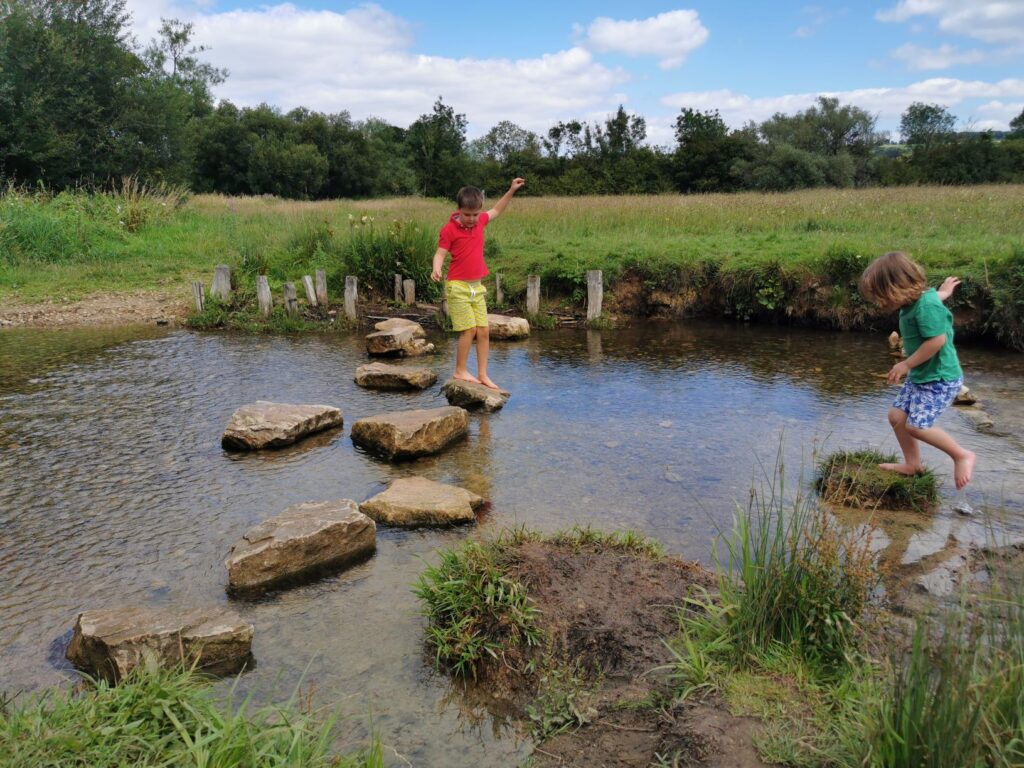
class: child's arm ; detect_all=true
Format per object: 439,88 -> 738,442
431,247 -> 448,282
888,334 -> 947,384
937,276 -> 961,302
486,178 -> 525,221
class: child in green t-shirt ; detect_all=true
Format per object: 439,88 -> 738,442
859,251 -> 976,490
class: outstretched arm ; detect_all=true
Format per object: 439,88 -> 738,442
486,178 -> 525,221
937,276 -> 961,302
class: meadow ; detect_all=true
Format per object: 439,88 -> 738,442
2,184 -> 1024,343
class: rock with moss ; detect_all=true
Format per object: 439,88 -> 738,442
66,606 -> 253,683
816,449 -> 938,511
222,401 -> 342,450
360,476 -> 484,526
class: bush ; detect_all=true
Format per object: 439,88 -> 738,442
986,246 -> 1024,351
341,217 -> 440,301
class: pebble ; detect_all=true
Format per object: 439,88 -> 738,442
953,500 -> 976,516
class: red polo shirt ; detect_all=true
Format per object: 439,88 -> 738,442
439,211 -> 490,281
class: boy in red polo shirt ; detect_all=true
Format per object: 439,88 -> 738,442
431,178 -> 525,391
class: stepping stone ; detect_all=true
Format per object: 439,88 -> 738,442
441,378 -> 510,412
66,606 -> 253,683
354,362 -> 437,391
350,406 -> 469,459
488,313 -> 530,340
225,500 -> 375,592
360,476 -> 484,526
366,320 -> 435,357
953,385 -> 977,405
222,401 -> 342,450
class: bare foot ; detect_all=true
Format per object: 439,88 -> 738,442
954,451 -> 976,490
478,375 -> 505,393
453,372 -> 481,384
879,462 -> 924,475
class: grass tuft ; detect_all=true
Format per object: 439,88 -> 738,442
816,449 -> 939,511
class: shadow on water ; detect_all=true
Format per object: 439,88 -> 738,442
1,320 -> 1023,765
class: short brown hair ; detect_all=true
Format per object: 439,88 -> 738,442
456,186 -> 484,210
859,251 -> 927,309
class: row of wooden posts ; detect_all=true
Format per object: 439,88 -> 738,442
193,266 -> 605,322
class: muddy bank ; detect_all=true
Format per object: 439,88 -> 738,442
0,291 -> 189,328
457,540 -> 769,767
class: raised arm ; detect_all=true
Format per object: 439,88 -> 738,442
937,276 -> 961,302
486,177 -> 525,221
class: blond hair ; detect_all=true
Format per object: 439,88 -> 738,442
859,251 -> 927,309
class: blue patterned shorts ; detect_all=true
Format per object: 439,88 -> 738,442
892,378 -> 963,429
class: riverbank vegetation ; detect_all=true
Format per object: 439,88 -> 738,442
0,664 -> 382,767
414,478 -> 1024,766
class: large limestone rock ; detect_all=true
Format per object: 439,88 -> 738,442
488,313 -> 530,340
354,362 -> 437,391
441,378 -> 510,412
360,476 -> 484,526
350,406 -> 469,459
225,500 -> 375,592
366,320 -> 435,357
222,401 -> 342,451
66,606 -> 253,683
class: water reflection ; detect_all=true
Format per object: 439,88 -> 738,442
0,321 -> 1022,766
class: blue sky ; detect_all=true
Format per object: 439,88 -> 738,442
126,1 -> 1024,144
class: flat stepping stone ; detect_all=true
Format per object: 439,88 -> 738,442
441,378 -> 511,412
366,320 -> 435,357
66,606 -> 253,683
222,401 -> 342,450
350,406 -> 469,459
225,500 -> 375,592
488,313 -> 530,340
360,476 -> 484,526
354,362 -> 437,391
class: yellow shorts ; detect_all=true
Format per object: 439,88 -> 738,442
445,280 -> 488,332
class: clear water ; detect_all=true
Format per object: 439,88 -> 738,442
1,322 -> 1022,765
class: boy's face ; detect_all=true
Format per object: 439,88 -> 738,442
457,206 -> 483,228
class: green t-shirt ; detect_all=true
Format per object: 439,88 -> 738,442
899,288 -> 962,384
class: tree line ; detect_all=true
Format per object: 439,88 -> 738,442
3,0 -> 1024,200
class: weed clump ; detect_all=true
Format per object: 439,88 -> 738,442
816,449 -> 938,511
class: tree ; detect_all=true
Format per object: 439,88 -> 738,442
900,102 -> 955,148
470,121 -> 540,163
1010,107 -> 1024,139
405,98 -> 468,197
143,18 -> 227,118
672,108 -> 753,192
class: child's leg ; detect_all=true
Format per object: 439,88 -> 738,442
905,424 -> 976,490
880,407 -> 924,475
454,328 -> 480,383
475,324 -> 500,390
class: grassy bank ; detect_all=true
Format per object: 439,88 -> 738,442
3,185 -> 1024,344
0,664 -> 381,767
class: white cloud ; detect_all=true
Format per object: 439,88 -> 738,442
583,10 -> 709,69
877,1 -> 1024,45
660,77 -> 1024,131
891,42 -> 985,69
123,2 -> 630,136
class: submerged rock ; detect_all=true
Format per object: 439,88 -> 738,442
366,321 -> 435,357
225,500 -> 375,592
66,606 -> 253,683
354,362 -> 437,391
960,407 -> 994,430
360,476 -> 484,526
350,406 -> 469,459
222,401 -> 342,450
440,378 -> 510,412
488,314 -> 530,340
915,551 -> 972,598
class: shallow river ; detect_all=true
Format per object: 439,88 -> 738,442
1,322 -> 1022,765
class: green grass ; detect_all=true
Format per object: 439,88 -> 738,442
0,663 -> 381,768
816,449 -> 939,511
5,186 -> 1024,344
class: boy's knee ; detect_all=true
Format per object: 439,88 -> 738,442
888,408 -> 907,429
475,325 -> 489,339
460,327 -> 477,339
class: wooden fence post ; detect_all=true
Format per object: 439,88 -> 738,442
315,269 -> 328,307
586,270 -> 603,322
403,278 -> 416,306
283,282 -> 298,317
526,275 -> 540,316
210,265 -> 231,301
191,281 -> 205,313
344,276 -> 358,321
302,275 -> 318,307
256,275 -> 272,318
495,273 -> 504,305
394,274 -> 403,303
